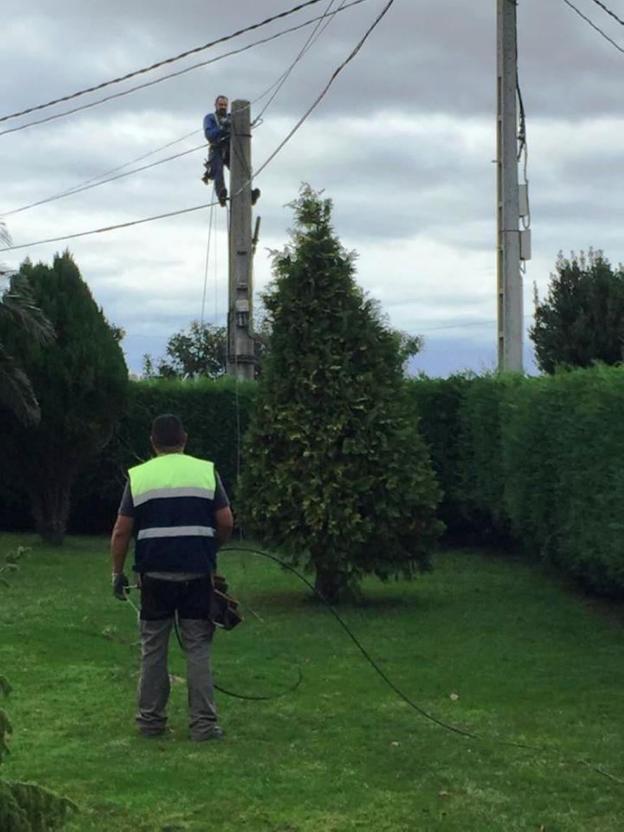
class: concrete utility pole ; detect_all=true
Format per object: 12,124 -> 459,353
496,0 -> 523,372
227,99 -> 255,380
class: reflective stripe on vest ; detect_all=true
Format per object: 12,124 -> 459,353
133,486 -> 215,507
137,525 -> 216,540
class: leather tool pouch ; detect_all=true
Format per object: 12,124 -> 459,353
211,574 -> 243,630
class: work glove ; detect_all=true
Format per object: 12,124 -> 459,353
112,572 -> 129,601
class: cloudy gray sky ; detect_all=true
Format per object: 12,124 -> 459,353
2,0 -> 623,376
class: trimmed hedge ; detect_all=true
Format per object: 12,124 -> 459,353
405,376 -> 471,535
4,367 -> 624,597
502,366 -> 624,594
0,378 -> 256,534
410,367 -> 624,597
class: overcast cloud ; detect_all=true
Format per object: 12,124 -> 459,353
2,0 -> 624,376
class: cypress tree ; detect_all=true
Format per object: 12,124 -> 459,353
238,187 -> 442,602
1,251 -> 127,543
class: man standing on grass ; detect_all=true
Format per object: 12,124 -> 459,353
110,413 -> 233,741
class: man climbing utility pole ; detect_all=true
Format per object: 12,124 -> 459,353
203,95 -> 231,207
227,100 -> 259,380
497,0 -> 523,372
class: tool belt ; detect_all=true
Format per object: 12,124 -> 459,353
211,574 -> 243,630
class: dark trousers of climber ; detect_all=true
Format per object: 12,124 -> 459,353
208,142 -> 230,199
137,575 -> 218,741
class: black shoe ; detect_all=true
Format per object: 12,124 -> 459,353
138,727 -> 171,739
192,725 -> 225,742
218,188 -> 228,207
251,187 -> 261,206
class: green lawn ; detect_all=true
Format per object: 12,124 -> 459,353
1,533 -> 623,832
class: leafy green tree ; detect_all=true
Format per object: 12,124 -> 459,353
143,320 -> 226,379
530,250 -> 624,373
237,186 -> 442,602
1,251 -> 128,544
0,225 -> 54,423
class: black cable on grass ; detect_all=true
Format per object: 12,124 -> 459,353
221,545 -> 624,785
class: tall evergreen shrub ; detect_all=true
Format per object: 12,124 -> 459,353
237,187 -> 442,602
1,252 -> 127,543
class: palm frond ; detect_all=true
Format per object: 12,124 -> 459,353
0,220 -> 13,277
0,275 -> 55,345
0,343 -> 41,424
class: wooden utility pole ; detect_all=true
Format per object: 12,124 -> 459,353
227,99 -> 255,380
497,0 -> 523,372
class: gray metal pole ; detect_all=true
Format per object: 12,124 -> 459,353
497,0 -> 523,372
227,99 -> 255,380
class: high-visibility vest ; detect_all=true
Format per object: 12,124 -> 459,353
128,454 -> 218,574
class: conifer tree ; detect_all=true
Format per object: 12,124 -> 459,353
1,252 -> 127,543
238,187 -> 442,602
530,250 -> 624,373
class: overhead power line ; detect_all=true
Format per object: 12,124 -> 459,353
0,0 -> 396,254
1,0 -> 351,219
561,0 -> 624,55
588,0 -> 624,28
2,0 -> 347,218
0,200 -> 222,252
0,0 -> 329,125
255,0 -> 396,178
254,0 -> 340,124
0,0 -> 368,139
2,143 -> 206,217
74,129 -> 201,188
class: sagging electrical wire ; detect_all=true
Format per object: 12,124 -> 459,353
2,143 -> 206,218
1,0 -> 342,219
221,546 -> 624,784
2,0 -> 358,218
2,131 -> 202,217
0,0 -> 394,254
0,0 -> 369,139
560,0 -> 624,55
0,0 -> 331,125
253,0 -> 396,180
588,0 -> 624,28
253,0 -> 341,126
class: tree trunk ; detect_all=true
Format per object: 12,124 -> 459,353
30,478 -> 73,546
314,566 -> 348,605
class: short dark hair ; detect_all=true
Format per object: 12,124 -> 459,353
215,95 -> 228,106
151,414 -> 186,449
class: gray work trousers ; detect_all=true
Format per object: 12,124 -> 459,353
136,617 -> 218,740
